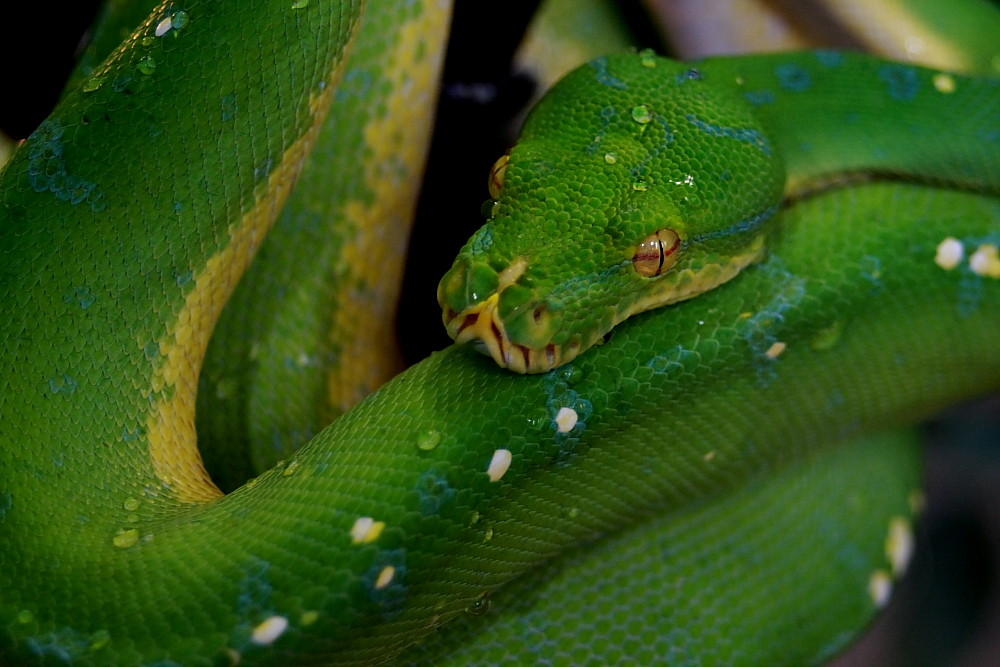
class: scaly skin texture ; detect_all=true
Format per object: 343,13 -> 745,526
196,0 -> 452,489
1,3 -> 999,666
439,51 -> 1000,373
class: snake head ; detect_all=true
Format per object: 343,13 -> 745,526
439,52 -> 784,374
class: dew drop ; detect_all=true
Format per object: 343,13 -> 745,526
282,459 -> 301,476
603,152 -> 617,164
524,409 -> 548,430
90,629 -> 111,650
81,76 -> 104,93
291,0 -> 309,7
300,610 -> 319,626
123,497 -> 140,512
465,593 -> 491,616
631,105 -> 653,124
810,319 -> 845,351
16,610 -> 33,624
137,56 -> 156,75
632,180 -> 648,192
483,525 -> 494,542
415,429 -> 442,452
639,48 -> 657,68
556,364 -> 583,385
171,10 -> 189,29
113,528 -> 140,549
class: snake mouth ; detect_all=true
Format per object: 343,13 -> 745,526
444,295 -> 563,374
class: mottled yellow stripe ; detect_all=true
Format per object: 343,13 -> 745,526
326,0 -> 450,414
146,77 -> 347,503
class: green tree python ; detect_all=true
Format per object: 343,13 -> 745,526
1,1 -> 999,664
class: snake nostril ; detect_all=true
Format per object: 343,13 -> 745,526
532,305 -> 546,325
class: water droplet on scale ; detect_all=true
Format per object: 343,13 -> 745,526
465,593 -> 491,616
631,105 -> 653,124
137,56 -> 156,75
90,629 -> 111,650
810,319 -> 845,351
82,77 -> 104,93
113,528 -> 139,549
415,429 -> 442,452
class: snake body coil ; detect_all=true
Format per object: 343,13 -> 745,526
1,1 -> 999,664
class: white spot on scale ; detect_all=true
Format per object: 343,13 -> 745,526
251,615 -> 289,645
969,243 -> 1000,278
764,341 -> 786,359
154,16 -> 173,37
555,407 -> 578,433
350,516 -> 385,544
868,570 -> 893,608
886,516 -> 915,577
933,73 -> 957,94
374,565 -> 396,590
486,448 -> 512,482
934,237 -> 964,270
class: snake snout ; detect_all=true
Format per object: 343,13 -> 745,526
438,255 -> 499,326
438,257 -> 568,373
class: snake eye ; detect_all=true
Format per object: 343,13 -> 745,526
632,228 -> 682,277
488,153 -> 510,199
